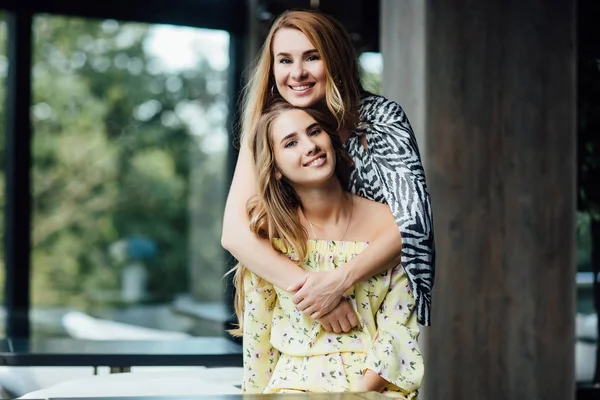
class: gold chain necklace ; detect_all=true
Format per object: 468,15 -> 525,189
305,197 -> 353,241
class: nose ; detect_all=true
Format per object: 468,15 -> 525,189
291,62 -> 307,81
303,137 -> 320,156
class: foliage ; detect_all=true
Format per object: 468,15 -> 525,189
578,58 -> 600,220
360,68 -> 381,95
579,0 -> 600,221
358,53 -> 381,95
578,212 -> 593,272
578,0 -> 600,384
0,15 -> 230,309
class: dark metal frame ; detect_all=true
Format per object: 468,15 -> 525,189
0,0 -> 247,33
0,337 -> 242,368
1,0 -> 247,338
4,10 -> 33,338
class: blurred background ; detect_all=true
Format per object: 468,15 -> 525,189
0,0 -> 596,399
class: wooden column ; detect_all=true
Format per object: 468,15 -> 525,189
423,1 -> 576,399
381,0 -> 576,398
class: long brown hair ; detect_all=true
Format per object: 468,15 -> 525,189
240,9 -> 363,146
229,102 -> 353,336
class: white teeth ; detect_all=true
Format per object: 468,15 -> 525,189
291,84 -> 312,91
308,156 -> 325,166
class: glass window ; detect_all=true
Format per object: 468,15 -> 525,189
31,15 -> 230,339
0,11 -> 7,337
577,212 -> 594,315
359,52 -> 382,95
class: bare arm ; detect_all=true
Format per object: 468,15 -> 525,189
341,227 -> 402,287
360,369 -> 389,393
221,140 -> 306,289
292,211 -> 402,318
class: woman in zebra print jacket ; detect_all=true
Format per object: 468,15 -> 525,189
222,9 -> 435,328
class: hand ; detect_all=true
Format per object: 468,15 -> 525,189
359,369 -> 388,393
287,270 -> 350,319
317,299 -> 359,333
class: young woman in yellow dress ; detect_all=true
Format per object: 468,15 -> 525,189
230,101 -> 423,398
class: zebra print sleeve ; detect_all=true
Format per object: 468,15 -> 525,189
359,95 -> 436,326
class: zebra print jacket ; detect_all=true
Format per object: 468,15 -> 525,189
346,94 -> 436,326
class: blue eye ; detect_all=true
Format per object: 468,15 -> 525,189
284,140 -> 297,148
306,54 -> 320,62
279,58 -> 292,64
309,128 -> 321,136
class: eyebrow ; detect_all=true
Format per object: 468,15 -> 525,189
305,122 -> 320,132
279,122 -> 321,145
280,132 -> 297,144
275,49 -> 319,57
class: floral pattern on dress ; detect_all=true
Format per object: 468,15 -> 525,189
241,239 -> 424,399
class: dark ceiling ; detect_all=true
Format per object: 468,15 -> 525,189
0,0 -> 380,51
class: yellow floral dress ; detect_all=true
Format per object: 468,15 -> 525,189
241,239 -> 424,398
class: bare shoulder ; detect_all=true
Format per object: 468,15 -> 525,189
349,195 -> 396,241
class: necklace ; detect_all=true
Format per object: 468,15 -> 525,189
305,197 -> 353,241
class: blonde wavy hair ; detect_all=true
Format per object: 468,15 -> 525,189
240,9 -> 363,147
229,102 -> 353,336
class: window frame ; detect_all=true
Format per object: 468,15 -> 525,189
2,0 -> 247,338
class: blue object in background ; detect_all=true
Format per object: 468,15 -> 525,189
126,236 -> 157,260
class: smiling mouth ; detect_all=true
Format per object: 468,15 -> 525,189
290,83 -> 315,91
304,154 -> 326,167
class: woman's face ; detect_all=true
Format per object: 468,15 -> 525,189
272,28 -> 327,108
270,109 -> 336,189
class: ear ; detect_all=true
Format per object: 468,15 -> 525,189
275,169 -> 283,180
